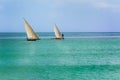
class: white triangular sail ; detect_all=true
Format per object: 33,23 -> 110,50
54,24 -> 62,39
24,19 -> 39,40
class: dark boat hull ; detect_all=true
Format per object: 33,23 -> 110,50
27,38 -> 39,41
51,38 -> 64,40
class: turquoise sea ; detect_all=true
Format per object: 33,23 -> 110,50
0,32 -> 120,80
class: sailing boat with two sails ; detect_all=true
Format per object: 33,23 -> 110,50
54,24 -> 64,39
24,19 -> 39,41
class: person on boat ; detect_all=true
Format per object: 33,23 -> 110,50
62,34 -> 64,39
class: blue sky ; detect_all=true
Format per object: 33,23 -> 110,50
0,0 -> 120,32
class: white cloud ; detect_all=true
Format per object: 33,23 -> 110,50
91,1 -> 120,13
94,2 -> 119,8
36,0 -> 120,13
52,0 -> 119,8
67,0 -> 120,9
97,2 -> 112,8
50,0 -> 120,14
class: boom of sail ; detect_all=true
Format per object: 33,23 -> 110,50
54,24 -> 64,39
24,19 -> 39,41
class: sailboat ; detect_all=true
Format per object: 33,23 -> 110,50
23,19 -> 39,41
54,24 -> 64,39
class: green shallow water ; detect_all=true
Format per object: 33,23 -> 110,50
0,32 -> 120,80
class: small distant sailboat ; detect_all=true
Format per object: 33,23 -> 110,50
23,19 -> 39,41
54,24 -> 64,39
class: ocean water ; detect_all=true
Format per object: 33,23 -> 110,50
0,32 -> 120,80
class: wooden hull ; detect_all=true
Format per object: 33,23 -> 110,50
56,38 -> 64,40
51,38 -> 64,40
27,38 -> 39,41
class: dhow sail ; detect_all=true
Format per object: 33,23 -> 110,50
54,24 -> 64,39
24,19 -> 39,41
